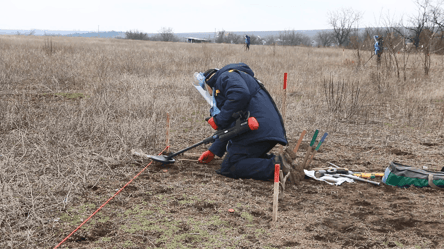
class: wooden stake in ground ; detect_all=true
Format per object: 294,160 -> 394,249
166,113 -> 170,153
272,164 -> 280,222
293,130 -> 306,155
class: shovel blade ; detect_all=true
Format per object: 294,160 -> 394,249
148,155 -> 175,164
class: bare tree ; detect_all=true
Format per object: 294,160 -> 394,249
264,35 -> 276,45
227,32 -> 242,44
407,0 -> 431,48
279,30 -> 311,46
328,8 -> 363,46
214,30 -> 243,44
158,27 -> 178,42
405,0 -> 444,75
125,30 -> 149,40
429,0 -> 444,30
315,30 -> 335,46
215,30 -> 226,43
428,1 -> 444,55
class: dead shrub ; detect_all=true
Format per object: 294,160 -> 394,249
323,76 -> 367,121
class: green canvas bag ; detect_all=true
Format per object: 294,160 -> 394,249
382,162 -> 444,189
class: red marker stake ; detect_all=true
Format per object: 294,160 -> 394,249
283,72 -> 287,90
272,164 -> 280,222
281,73 -> 287,123
279,73 -> 288,155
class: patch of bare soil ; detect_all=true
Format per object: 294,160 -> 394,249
55,150 -> 444,249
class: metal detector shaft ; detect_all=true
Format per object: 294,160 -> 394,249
167,115 -> 258,159
166,136 -> 214,159
151,112 -> 259,164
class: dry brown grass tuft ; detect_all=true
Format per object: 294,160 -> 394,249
0,35 -> 443,248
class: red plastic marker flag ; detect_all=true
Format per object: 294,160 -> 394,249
274,164 -> 280,182
283,73 -> 287,90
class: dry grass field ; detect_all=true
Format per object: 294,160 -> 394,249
1,35 -> 444,249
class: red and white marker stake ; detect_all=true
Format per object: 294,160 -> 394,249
281,73 -> 287,122
278,73 -> 288,155
272,164 -> 280,222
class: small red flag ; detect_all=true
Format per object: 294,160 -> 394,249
283,73 -> 287,90
274,164 -> 280,182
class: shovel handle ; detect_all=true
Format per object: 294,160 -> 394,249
310,130 -> 319,147
301,146 -> 314,170
293,130 -> 306,154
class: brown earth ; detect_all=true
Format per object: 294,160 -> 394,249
55,136 -> 444,249
1,35 -> 444,249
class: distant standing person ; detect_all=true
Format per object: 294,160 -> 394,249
245,35 -> 250,51
374,35 -> 383,64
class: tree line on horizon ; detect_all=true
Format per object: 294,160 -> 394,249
123,0 -> 444,51
124,28 -> 315,46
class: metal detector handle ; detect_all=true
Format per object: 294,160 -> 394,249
205,111 -> 249,123
216,117 -> 259,142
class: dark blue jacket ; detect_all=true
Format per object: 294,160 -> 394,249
207,63 -> 287,157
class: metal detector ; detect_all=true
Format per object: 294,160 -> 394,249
147,112 -> 259,164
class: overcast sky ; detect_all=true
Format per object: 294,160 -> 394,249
2,0 -> 419,33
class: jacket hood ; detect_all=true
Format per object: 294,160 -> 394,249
206,63 -> 255,88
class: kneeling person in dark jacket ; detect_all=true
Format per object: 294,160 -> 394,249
197,63 -> 290,180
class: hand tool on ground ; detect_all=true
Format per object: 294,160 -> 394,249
314,167 -> 350,178
352,173 -> 385,179
338,174 -> 380,186
145,112 -> 259,164
328,162 -> 384,179
314,162 -> 382,186
301,130 -> 319,169
305,132 -> 328,168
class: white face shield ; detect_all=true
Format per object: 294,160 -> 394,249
193,72 -> 221,116
193,72 -> 213,107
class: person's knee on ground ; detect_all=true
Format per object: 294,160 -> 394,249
217,141 -> 278,180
